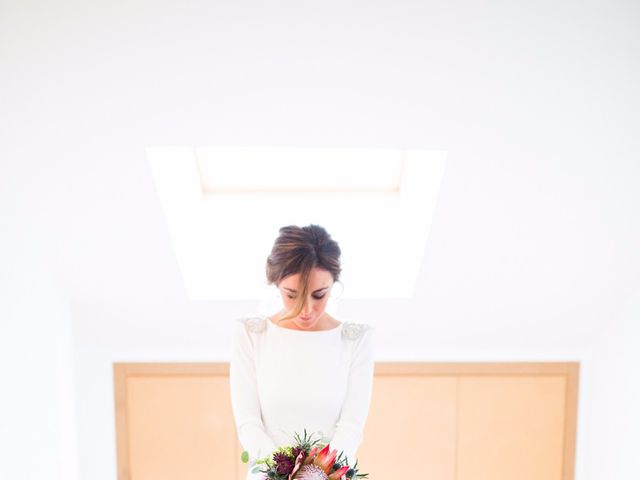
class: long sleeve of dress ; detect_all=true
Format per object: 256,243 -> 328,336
329,325 -> 375,462
229,319 -> 278,461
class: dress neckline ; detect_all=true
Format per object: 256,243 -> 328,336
264,315 -> 343,334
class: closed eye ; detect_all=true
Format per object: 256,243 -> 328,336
286,294 -> 326,300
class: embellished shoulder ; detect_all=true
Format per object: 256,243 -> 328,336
239,316 -> 268,334
341,321 -> 373,341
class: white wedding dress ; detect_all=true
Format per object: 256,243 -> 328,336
229,315 -> 374,480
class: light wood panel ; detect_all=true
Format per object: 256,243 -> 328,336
457,375 -> 566,480
113,362 -> 579,480
358,376 -> 457,479
114,363 -> 244,480
360,363 -> 578,480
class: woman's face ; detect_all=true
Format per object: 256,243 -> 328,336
277,267 -> 334,330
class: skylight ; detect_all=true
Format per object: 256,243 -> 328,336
147,146 -> 447,301
196,147 -> 404,194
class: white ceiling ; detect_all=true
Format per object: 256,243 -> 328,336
1,0 -> 639,349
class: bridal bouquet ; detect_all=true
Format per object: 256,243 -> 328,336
241,430 -> 369,480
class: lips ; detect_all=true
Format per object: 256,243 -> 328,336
299,316 -> 312,321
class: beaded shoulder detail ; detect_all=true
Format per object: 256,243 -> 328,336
241,316 -> 268,334
341,321 -> 372,341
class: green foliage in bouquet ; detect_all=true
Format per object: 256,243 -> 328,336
241,429 -> 369,480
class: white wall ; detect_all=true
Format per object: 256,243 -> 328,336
580,286 -> 640,480
0,164 -> 79,480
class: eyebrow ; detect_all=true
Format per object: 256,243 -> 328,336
283,286 -> 329,294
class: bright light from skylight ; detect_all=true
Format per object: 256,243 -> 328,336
146,146 -> 447,302
196,147 -> 404,193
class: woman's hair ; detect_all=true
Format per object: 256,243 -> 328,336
266,224 -> 341,322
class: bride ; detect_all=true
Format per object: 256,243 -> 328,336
229,224 -> 375,479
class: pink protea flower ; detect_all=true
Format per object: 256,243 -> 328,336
327,466 -> 350,480
313,444 -> 338,473
288,450 -> 306,480
291,444 -> 350,480
303,446 -> 320,465
294,464 -> 329,480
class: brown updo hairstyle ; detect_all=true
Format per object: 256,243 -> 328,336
266,224 -> 342,323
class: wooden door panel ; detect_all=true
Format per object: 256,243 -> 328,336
358,376 -> 457,480
117,367 -> 238,480
457,375 -> 567,480
114,363 -> 578,480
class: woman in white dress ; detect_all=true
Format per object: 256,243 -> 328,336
229,224 -> 375,480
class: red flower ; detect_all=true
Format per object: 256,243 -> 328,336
292,443 -> 350,480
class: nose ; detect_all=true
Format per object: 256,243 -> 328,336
302,298 -> 313,315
